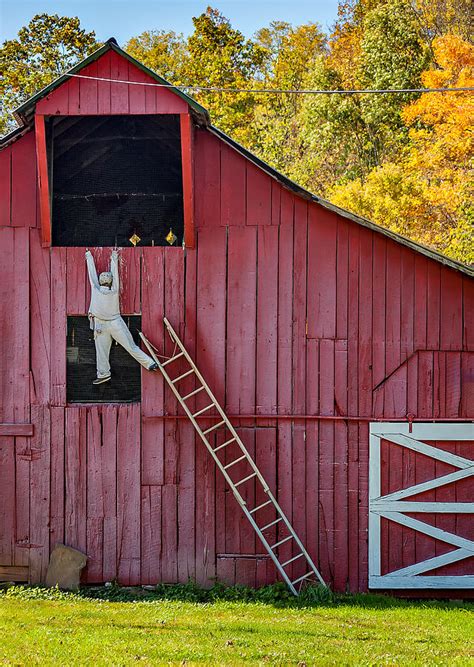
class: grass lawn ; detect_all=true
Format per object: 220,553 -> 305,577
0,585 -> 472,665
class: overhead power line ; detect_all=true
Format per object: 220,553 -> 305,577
68,73 -> 473,95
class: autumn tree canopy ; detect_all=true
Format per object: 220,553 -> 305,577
1,4 -> 472,262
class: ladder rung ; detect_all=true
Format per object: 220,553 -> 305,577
193,404 -> 215,418
249,500 -> 272,515
281,553 -> 304,567
224,454 -> 247,470
261,517 -> 282,531
270,535 -> 293,550
234,472 -> 257,487
292,572 -> 313,585
161,352 -> 185,367
203,420 -> 226,435
171,369 -> 194,384
213,438 -> 236,452
182,386 -> 205,401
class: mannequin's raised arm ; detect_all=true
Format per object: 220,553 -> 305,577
85,250 -> 99,288
111,250 -> 120,293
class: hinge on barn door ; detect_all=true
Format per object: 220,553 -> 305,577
139,319 -> 327,596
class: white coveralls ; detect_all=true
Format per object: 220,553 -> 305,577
86,250 -> 155,378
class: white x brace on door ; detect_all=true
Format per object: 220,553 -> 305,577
369,423 -> 474,589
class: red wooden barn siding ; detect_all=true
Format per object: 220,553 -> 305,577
1,51 -> 473,590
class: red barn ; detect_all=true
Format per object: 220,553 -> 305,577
0,39 -> 472,594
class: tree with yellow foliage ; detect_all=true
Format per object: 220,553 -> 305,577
330,34 -> 473,263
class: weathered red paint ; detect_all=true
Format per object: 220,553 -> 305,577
0,47 -> 472,593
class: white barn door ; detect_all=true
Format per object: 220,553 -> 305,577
369,423 -> 474,589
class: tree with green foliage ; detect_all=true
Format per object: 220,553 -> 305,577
0,14 -> 97,135
124,30 -> 187,83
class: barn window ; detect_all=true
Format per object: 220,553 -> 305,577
66,316 -> 141,403
46,115 -> 184,247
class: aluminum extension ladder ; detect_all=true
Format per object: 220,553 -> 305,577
139,318 -> 326,595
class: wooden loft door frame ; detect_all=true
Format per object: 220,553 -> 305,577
180,112 -> 195,249
35,114 -> 52,247
36,111 -> 195,248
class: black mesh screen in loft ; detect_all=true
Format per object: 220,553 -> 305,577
66,316 -> 141,403
48,115 -> 184,247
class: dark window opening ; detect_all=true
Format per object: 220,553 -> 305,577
67,316 -> 141,403
47,115 -> 183,247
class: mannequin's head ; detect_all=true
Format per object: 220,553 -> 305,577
99,271 -> 113,288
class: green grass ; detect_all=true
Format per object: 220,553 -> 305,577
0,584 -> 472,665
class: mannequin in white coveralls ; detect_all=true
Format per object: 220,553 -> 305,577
85,249 -> 158,385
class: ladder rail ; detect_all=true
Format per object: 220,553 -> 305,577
140,331 -> 298,594
160,319 -> 271,493
139,323 -> 326,594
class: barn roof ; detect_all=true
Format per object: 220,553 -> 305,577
1,38 -> 472,277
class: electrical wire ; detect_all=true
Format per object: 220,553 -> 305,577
67,73 -> 473,95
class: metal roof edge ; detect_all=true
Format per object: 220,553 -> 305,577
208,125 -> 473,278
0,124 -> 32,148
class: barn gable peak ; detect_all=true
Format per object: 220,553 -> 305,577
10,38 -> 210,131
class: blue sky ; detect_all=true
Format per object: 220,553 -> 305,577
0,1 -> 341,44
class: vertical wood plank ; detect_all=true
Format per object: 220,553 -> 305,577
226,226 -> 257,413
463,278 -> 474,351
141,485 -> 162,584
97,50 -> 112,114
50,248 -> 67,406
68,77 -> 80,114
385,242 -> 401,378
414,256 -> 428,350
110,51 -> 130,114
0,437 -> 15,566
85,407 -> 104,583
161,484 -> 178,583
291,198 -> 308,566
29,228 -> 50,405
180,113 -> 195,248
194,130 -> 221,228
358,229 -> 373,417
102,406 -> 118,582
305,339 -> 319,579
271,180 -> 281,226
276,194 -> 294,569
29,406 -> 51,583
256,225 -> 278,422
194,227 -> 227,585
334,339 -> 349,591
319,339 -> 335,584
49,407 -> 65,551
400,248 -> 415,362
246,163 -> 271,226
118,247 -> 141,314
336,218 -> 349,340
0,145 -> 12,226
440,269 -> 463,350
307,205 -> 337,339
12,132 -> 37,228
128,61 -> 147,113
65,408 -> 87,553
177,247 -> 198,583
347,225 -> 359,591
220,143 -> 246,227
79,61 -> 99,114
14,436 -> 30,567
427,262 -> 441,349
117,404 -> 141,584
66,247 -> 87,314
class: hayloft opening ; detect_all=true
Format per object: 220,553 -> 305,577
47,115 -> 184,247
67,316 -> 142,403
